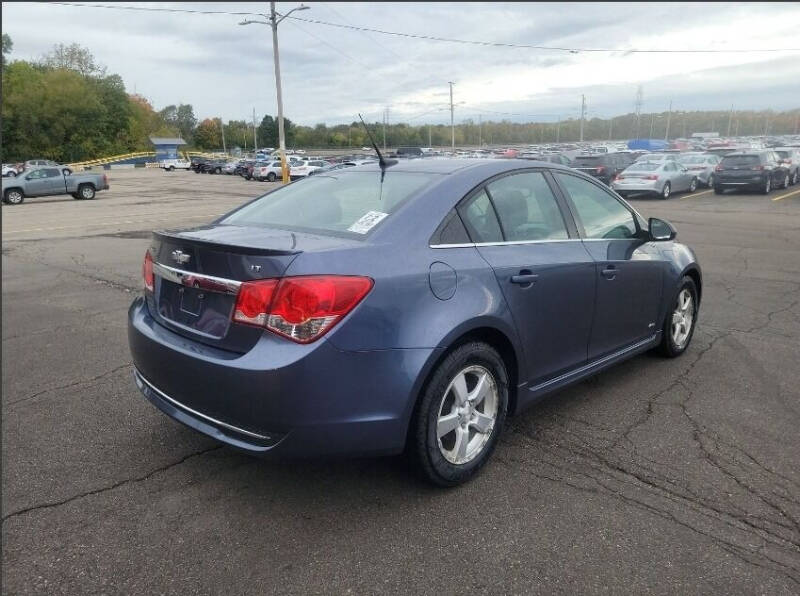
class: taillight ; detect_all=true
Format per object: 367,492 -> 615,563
233,275 -> 373,343
597,166 -> 606,173
643,174 -> 659,180
714,165 -> 723,172
142,251 -> 154,292
753,165 -> 764,171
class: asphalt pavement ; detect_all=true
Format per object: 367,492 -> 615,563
3,169 -> 800,594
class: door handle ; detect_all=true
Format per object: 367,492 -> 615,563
510,273 -> 539,285
601,266 -> 617,280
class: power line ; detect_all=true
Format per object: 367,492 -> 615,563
48,3 -> 800,54
287,15 -> 800,54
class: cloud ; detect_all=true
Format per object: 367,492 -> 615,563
2,1 -> 798,125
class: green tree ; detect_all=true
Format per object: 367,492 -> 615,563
1,33 -> 12,69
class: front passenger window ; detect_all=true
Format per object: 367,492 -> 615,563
554,173 -> 637,240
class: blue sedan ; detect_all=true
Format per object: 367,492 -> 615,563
128,159 -> 702,486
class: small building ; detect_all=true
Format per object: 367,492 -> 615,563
149,136 -> 187,162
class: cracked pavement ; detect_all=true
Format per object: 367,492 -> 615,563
2,170 -> 799,594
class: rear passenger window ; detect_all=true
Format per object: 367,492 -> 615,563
458,190 -> 503,243
487,172 -> 568,241
432,210 -> 470,245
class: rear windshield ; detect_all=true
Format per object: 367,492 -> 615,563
573,156 -> 603,165
721,155 -> 760,166
776,151 -> 790,158
221,171 -> 438,236
626,163 -> 660,171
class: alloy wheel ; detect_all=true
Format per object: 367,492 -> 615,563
436,365 -> 499,465
671,289 -> 695,349
6,190 -> 23,204
662,183 -> 671,199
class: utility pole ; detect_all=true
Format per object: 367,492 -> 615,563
664,100 -> 672,141
649,113 -> 655,138
382,108 -> 387,150
764,115 -> 769,137
219,118 -> 227,154
556,116 -> 560,143
634,85 -> 643,139
449,81 -> 455,152
735,119 -> 740,136
579,94 -> 586,142
727,104 -> 734,137
428,124 -> 432,147
252,107 -> 257,152
478,114 -> 482,147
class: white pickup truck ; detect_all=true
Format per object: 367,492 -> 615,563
159,159 -> 191,171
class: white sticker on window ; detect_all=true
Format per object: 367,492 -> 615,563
347,210 -> 389,234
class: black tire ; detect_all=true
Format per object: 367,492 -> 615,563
4,188 -> 25,205
245,174 -> 252,180
714,185 -> 724,195
410,341 -> 509,487
656,275 -> 699,358
761,177 -> 771,195
8,171 -> 17,178
791,170 -> 798,186
781,173 -> 790,189
194,168 -> 201,174
706,174 -> 715,188
169,166 -> 175,172
77,184 -> 96,200
660,182 -> 671,200
266,172 -> 277,182
688,177 -> 698,193
215,167 -> 222,175
71,192 -> 80,200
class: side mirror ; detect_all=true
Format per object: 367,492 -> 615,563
649,217 -> 676,241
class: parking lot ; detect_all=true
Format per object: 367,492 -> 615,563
2,168 -> 800,593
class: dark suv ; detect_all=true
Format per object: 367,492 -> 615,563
713,151 -> 791,194
571,153 -> 633,186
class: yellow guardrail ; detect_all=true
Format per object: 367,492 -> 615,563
68,151 -> 156,168
68,150 -> 234,168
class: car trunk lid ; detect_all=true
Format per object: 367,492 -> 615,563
147,224 -> 353,353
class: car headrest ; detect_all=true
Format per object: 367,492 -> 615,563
492,189 -> 527,225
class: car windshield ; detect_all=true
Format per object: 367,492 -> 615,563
721,155 -> 760,166
626,163 -> 660,171
776,151 -> 789,158
221,171 -> 438,236
679,156 -> 707,164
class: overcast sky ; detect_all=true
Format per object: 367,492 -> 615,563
3,2 -> 799,126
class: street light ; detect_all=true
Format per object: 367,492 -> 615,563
240,3 -> 309,184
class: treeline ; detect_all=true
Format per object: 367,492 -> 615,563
2,36 -> 798,162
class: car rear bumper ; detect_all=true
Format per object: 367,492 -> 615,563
716,174 -> 766,188
612,180 -> 659,193
128,296 -> 435,457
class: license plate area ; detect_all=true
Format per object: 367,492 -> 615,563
179,286 -> 204,316
156,278 -> 235,339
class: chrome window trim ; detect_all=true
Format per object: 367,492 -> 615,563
430,238 -> 633,249
134,368 -> 272,441
153,262 -> 242,295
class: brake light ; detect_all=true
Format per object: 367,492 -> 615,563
233,275 -> 373,343
596,166 -> 606,174
643,174 -> 659,180
715,165 -> 723,172
142,251 -> 154,292
753,165 -> 764,171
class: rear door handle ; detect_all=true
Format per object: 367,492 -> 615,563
510,273 -> 539,285
601,266 -> 618,280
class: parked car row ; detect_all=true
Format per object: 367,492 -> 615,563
2,159 -> 72,177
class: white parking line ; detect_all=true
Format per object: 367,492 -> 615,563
680,190 -> 713,200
